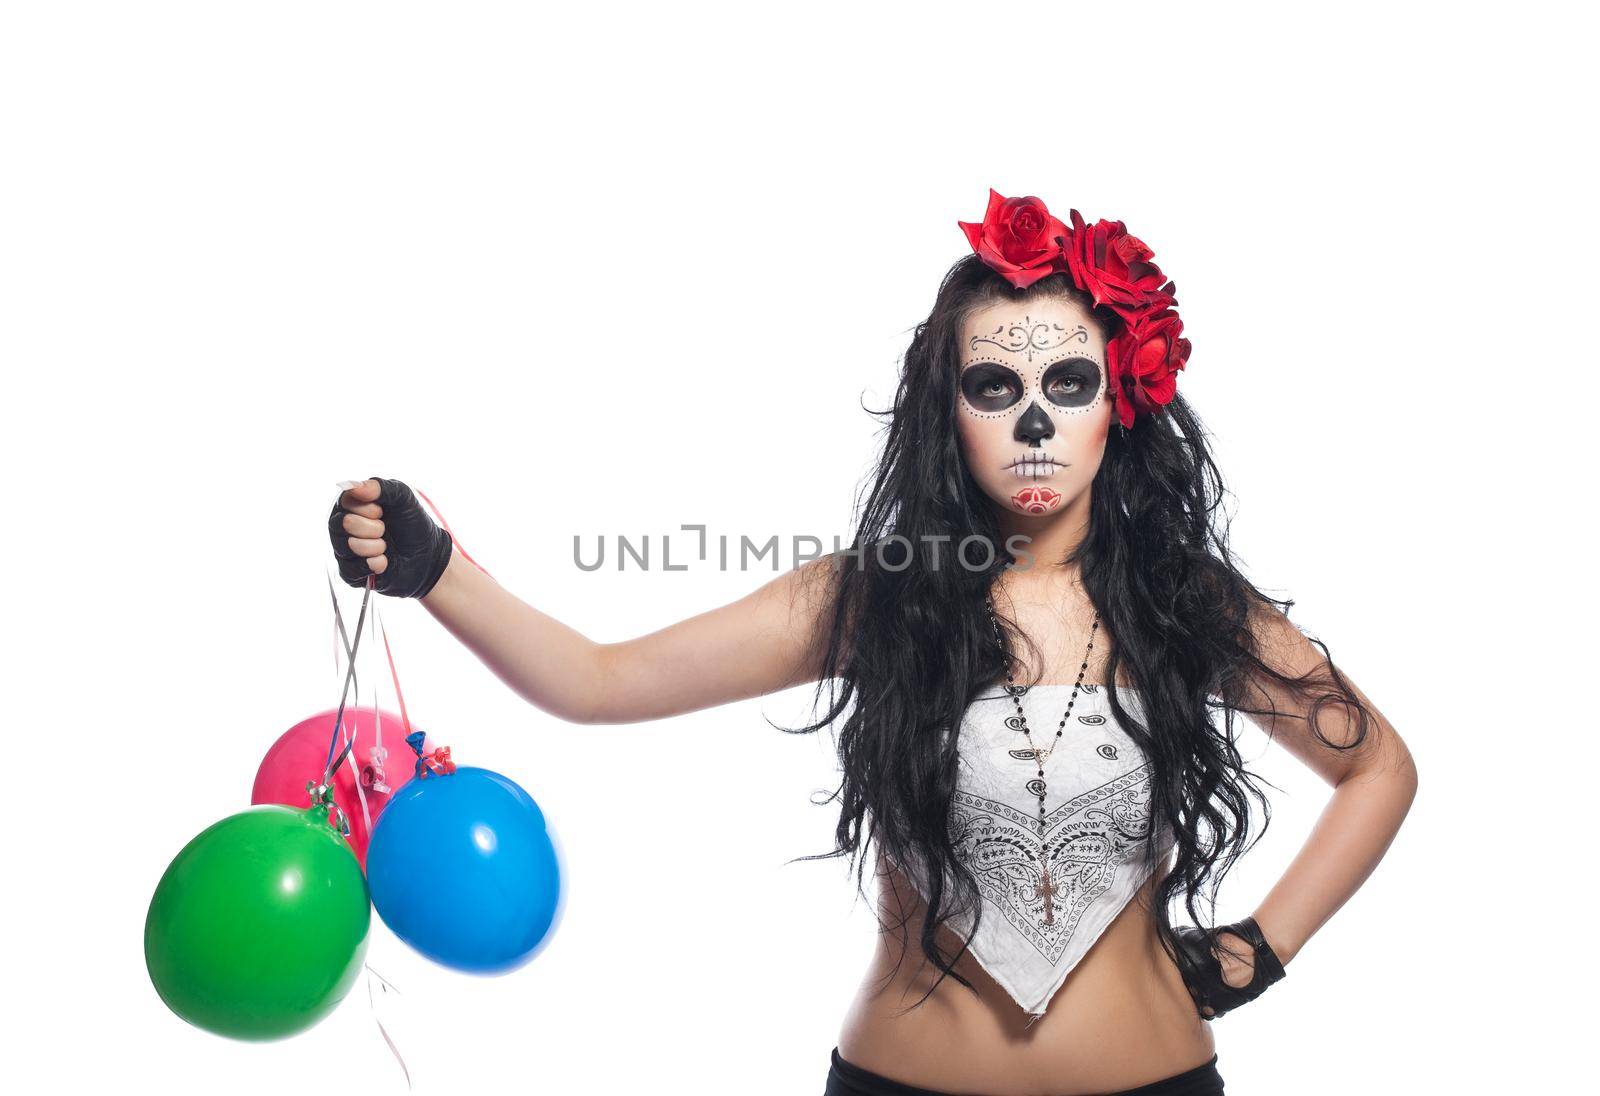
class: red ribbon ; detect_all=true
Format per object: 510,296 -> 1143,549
414,486 -> 492,579
372,485 -> 475,781
378,611 -> 414,743
420,745 -> 456,778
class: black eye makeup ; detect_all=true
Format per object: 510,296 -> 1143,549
1040,357 -> 1102,409
960,361 -> 1024,412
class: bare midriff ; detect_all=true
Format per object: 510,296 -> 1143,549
835,847 -> 1216,1096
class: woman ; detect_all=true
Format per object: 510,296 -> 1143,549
329,189 -> 1418,1095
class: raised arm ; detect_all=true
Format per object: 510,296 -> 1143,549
421,543 -> 837,724
331,477 -> 839,726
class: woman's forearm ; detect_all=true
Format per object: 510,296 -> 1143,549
1251,758 -> 1419,965
419,544 -> 605,723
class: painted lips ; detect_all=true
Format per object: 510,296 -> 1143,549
1011,486 -> 1063,514
1008,455 -> 1062,479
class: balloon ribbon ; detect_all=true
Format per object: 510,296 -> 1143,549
322,574 -> 375,783
404,731 -> 455,780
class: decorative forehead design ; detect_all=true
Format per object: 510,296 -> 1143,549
964,315 -> 1091,364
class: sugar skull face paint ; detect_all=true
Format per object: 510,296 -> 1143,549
955,294 -> 1113,521
1011,485 -> 1063,514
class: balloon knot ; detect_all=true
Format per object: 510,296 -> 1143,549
360,744 -> 392,795
405,731 -> 456,779
423,745 -> 456,778
304,778 -> 351,836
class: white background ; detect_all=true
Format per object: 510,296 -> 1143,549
3,2 -> 1592,1093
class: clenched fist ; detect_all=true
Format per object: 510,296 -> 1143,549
328,477 -> 454,598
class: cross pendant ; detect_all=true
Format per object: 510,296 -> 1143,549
1034,866 -> 1059,926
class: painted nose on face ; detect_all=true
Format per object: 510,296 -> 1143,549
1014,401 -> 1055,447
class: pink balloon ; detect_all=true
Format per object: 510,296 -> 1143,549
252,707 -> 419,869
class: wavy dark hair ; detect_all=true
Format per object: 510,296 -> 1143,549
782,253 -> 1375,1014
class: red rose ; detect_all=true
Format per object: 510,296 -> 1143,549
1106,309 -> 1190,428
958,188 -> 1071,289
1064,209 -> 1176,323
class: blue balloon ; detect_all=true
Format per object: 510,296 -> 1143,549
366,766 -> 565,974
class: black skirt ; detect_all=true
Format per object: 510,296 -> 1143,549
824,1046 -> 1225,1096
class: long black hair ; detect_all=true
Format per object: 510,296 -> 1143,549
782,254 -> 1375,1013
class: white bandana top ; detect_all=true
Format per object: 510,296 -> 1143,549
896,681 -> 1176,1022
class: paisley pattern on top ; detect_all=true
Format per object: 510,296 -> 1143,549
901,683 -> 1175,1020
950,760 -> 1160,961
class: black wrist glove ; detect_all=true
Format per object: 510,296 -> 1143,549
1172,915 -> 1287,1021
328,476 -> 454,598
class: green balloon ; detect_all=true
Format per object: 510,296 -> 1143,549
145,805 -> 371,1041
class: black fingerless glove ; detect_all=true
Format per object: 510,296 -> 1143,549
328,477 -> 454,598
1172,915 -> 1287,1021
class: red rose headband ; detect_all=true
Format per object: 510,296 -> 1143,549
958,187 -> 1191,428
